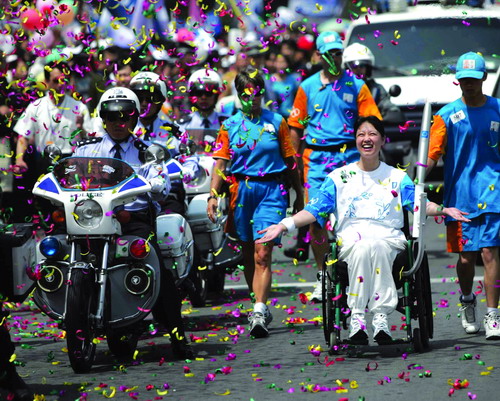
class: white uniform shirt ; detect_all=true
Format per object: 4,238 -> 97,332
14,94 -> 94,154
177,110 -> 222,131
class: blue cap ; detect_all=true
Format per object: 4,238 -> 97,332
456,52 -> 486,80
316,31 -> 343,54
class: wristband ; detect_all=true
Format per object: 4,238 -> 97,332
207,195 -> 218,202
279,217 -> 296,232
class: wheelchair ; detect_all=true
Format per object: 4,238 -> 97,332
321,226 -> 433,354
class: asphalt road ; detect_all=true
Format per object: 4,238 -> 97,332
2,218 -> 498,401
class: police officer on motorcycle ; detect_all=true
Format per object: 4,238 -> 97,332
178,69 -> 226,131
73,87 -> 194,359
130,71 -> 200,215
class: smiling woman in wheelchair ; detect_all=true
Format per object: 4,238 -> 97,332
257,115 -> 470,344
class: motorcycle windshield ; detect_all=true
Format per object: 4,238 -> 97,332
185,128 -> 219,154
52,157 -> 136,191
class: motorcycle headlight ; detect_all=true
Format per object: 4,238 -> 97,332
74,199 -> 103,229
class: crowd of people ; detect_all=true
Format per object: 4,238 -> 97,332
0,1 -> 499,400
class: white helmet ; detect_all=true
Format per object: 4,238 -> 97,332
342,43 -> 375,68
130,71 -> 167,100
188,69 -> 222,92
98,87 -> 140,118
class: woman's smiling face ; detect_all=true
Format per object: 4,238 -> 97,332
355,121 -> 385,159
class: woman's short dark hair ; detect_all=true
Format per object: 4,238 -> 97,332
354,115 -> 385,137
235,66 -> 265,95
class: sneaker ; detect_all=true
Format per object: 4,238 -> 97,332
349,313 -> 368,345
484,312 -> 500,340
283,245 -> 309,261
309,271 -> 323,303
372,313 -> 393,345
459,295 -> 480,334
263,309 -> 273,326
249,312 -> 269,338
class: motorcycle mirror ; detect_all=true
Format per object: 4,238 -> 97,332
178,140 -> 197,156
43,145 -> 62,164
389,85 -> 402,98
145,143 -> 170,165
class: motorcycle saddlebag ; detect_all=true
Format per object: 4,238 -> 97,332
156,214 -> 193,280
0,224 -> 36,303
186,193 -> 223,252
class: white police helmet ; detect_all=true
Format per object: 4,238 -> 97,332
98,87 -> 140,118
130,71 -> 167,100
342,43 -> 375,68
188,69 -> 222,92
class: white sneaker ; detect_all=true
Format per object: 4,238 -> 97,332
459,295 -> 480,334
309,271 -> 323,303
349,313 -> 368,344
263,308 -> 273,326
248,312 -> 269,338
372,313 -> 392,344
484,312 -> 500,340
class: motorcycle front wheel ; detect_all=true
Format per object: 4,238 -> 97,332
66,268 -> 97,373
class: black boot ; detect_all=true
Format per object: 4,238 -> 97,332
171,338 -> 194,360
0,365 -> 34,401
283,225 -> 310,261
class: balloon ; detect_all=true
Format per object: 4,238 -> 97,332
56,1 -> 76,26
20,8 -> 45,31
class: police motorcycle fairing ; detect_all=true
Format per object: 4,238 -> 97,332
32,148 -> 168,373
183,129 -> 243,296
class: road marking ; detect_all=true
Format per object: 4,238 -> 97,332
227,276 -> 482,290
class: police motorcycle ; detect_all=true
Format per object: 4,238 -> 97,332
182,128 -> 244,296
31,144 -> 184,373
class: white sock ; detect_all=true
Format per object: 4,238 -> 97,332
461,293 -> 474,302
254,302 -> 267,315
486,308 -> 498,316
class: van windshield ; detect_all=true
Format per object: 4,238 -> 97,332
348,17 -> 500,77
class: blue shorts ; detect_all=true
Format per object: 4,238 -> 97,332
233,180 -> 288,243
446,213 -> 500,252
303,147 -> 359,202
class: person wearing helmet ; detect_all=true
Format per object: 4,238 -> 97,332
179,68 -> 225,131
130,71 -> 200,215
73,87 -> 194,359
343,43 -> 403,123
287,32 -> 382,303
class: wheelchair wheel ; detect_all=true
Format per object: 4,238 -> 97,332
322,257 -> 334,346
413,328 -> 423,353
414,253 -> 433,350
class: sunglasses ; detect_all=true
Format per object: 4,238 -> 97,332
191,90 -> 217,97
325,51 -> 343,58
136,92 -> 164,103
102,112 -> 133,122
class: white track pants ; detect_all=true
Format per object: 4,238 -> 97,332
338,238 -> 406,315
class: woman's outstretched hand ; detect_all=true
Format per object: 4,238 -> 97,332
256,224 -> 286,244
442,207 -> 471,222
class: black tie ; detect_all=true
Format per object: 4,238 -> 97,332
203,118 -> 211,129
112,144 -> 122,160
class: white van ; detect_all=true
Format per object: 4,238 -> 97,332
344,2 -> 500,177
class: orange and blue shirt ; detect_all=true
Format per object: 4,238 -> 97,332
429,96 -> 500,219
213,109 -> 296,176
288,70 -> 382,146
